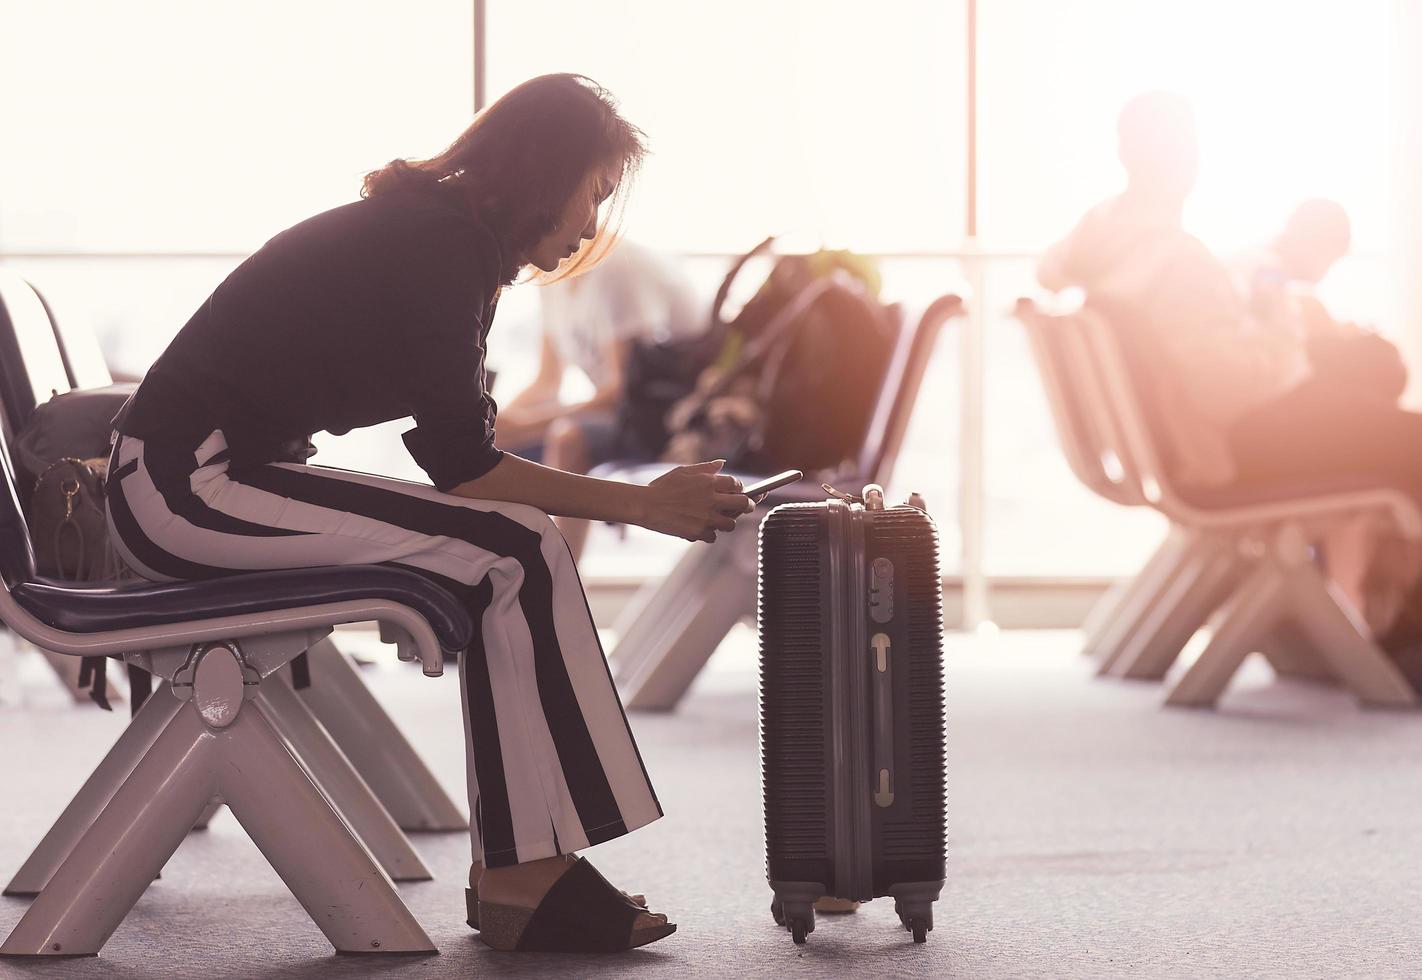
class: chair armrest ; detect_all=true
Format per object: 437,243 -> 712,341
1179,485 -> 1422,539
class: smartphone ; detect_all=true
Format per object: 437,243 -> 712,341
743,469 -> 804,498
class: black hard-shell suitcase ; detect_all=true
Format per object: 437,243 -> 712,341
758,483 -> 946,945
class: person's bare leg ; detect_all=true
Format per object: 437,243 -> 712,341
545,417 -> 595,562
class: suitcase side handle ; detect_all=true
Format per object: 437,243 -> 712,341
870,631 -> 895,808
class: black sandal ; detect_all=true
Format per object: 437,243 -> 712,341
477,857 -> 676,953
467,880 -> 648,931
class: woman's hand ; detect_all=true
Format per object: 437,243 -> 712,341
639,459 -> 753,543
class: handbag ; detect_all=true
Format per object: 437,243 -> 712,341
25,455 -> 136,710
17,383 -> 141,708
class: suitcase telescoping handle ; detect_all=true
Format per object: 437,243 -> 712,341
870,630 -> 895,807
866,484 -> 895,809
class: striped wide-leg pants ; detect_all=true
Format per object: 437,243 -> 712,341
105,430 -> 661,868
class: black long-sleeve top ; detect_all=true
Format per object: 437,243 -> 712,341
114,187 -> 508,491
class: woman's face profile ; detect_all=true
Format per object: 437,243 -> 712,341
526,164 -> 620,273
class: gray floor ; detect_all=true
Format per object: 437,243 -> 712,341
2,628 -> 1421,979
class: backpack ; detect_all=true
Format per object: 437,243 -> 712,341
657,246 -> 895,473
615,237 -> 777,458
12,383 -> 136,497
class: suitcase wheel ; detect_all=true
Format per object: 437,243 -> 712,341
896,900 -> 933,944
772,897 -> 815,944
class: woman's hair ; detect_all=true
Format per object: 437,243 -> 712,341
362,73 -> 646,282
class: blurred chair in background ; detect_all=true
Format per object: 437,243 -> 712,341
1033,91 -> 1422,696
1019,299 -> 1419,708
599,293 -> 962,711
1229,200 -> 1421,642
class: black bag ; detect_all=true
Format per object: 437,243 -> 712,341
11,382 -> 136,495
616,238 -> 776,458
14,384 -> 139,709
646,242 -> 894,473
15,383 -> 136,585
742,277 -> 896,473
28,456 -> 126,582
758,484 -> 946,945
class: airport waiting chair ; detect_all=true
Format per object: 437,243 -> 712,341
1039,302 -> 1417,708
593,293 -> 963,711
1017,298 -> 1252,678
0,270 -> 465,834
0,274 -> 471,957
0,414 -> 471,957
0,272 -> 461,890
1020,300 -> 1341,686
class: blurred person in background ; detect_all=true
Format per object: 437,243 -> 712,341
1038,94 -> 1422,667
1037,90 -> 1202,304
1231,199 -> 1408,405
500,239 -> 700,561
1228,201 -> 1422,656
1037,91 -> 1299,489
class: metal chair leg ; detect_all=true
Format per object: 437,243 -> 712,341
1285,565 -> 1418,708
292,637 -> 466,832
618,535 -> 757,712
609,535 -> 730,674
1084,525 -> 1191,660
1095,527 -> 1202,674
236,698 -> 435,953
2,659 -> 435,957
190,801 -> 222,830
255,678 -> 432,882
1109,541 -> 1244,681
1166,562 -> 1290,708
1256,619 -> 1336,685
4,683 -> 184,897
1,705 -> 218,956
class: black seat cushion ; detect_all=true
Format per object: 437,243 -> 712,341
12,564 -> 474,652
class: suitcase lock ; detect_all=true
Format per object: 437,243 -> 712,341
870,557 -> 895,622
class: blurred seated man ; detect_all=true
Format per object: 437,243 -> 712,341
1038,95 -> 1422,652
1037,91 -> 1303,488
1228,202 -> 1422,645
1038,91 -> 1202,304
500,239 -> 700,561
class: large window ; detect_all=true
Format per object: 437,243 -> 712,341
485,1 -> 968,253
0,1 -> 1406,605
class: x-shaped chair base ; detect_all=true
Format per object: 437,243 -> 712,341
293,638 -> 466,833
6,634 -> 469,899
1090,525 -> 1355,687
609,518 -> 759,711
6,670 -> 432,899
1166,526 -> 1419,709
2,638 -> 435,956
